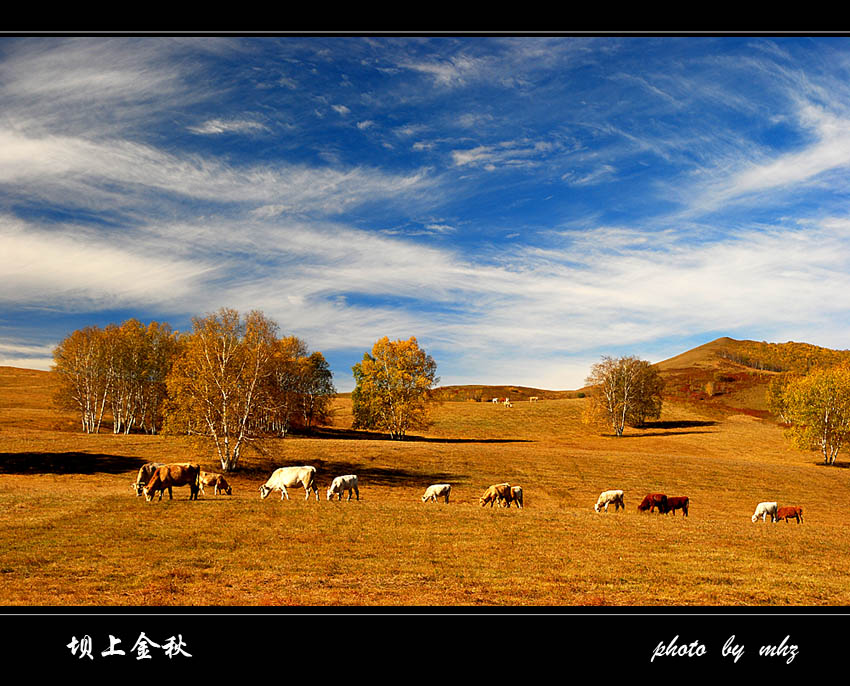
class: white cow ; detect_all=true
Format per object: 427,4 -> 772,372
594,489 -> 625,512
422,483 -> 451,503
529,396 -> 539,402
132,462 -> 165,496
327,474 -> 359,501
752,501 -> 779,523
259,466 -> 319,501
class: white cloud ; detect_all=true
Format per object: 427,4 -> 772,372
0,216 -> 216,311
188,118 -> 269,135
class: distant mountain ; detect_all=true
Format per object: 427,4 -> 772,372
655,337 -> 850,415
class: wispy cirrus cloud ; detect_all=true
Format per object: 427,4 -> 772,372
188,118 -> 270,135
6,36 -> 850,392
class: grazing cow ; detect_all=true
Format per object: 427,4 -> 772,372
259,466 -> 319,501
422,483 -> 451,503
503,398 -> 511,406
199,471 -> 232,496
752,501 -> 779,523
491,397 -> 500,404
327,474 -> 359,501
132,462 -> 164,496
529,396 -> 539,402
480,482 -> 513,508
143,463 -> 201,502
506,485 -> 523,508
664,496 -> 689,517
637,493 -> 668,513
594,489 -> 625,513
776,505 -> 803,524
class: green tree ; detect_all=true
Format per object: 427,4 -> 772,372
777,364 -> 850,465
351,336 -> 438,440
582,355 -> 664,437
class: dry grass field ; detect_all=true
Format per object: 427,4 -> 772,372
1,357 -> 848,607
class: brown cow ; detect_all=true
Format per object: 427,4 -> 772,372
479,483 -> 513,508
143,463 -> 201,502
637,493 -> 668,513
776,505 -> 803,524
131,462 -> 164,496
199,471 -> 232,496
663,496 -> 689,517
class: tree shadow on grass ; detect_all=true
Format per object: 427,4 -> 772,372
237,457 -> 469,491
0,451 -> 149,475
311,459 -> 467,490
305,426 -> 532,444
615,419 -> 719,438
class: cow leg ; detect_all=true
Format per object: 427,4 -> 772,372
355,487 -> 359,501
281,486 -> 289,501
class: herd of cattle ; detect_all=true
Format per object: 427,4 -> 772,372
130,462 -> 524,508
130,462 -> 802,523
593,488 -> 804,523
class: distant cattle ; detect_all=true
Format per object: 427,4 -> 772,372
199,471 -> 232,496
752,501 -> 779,523
327,474 -> 359,501
664,496 -> 689,517
776,505 -> 803,524
480,483 -> 513,508
594,489 -> 625,513
132,462 -> 164,496
422,483 -> 451,503
259,466 -> 319,501
529,396 -> 539,402
491,397 -> 501,404
143,463 -> 201,502
637,493 -> 668,514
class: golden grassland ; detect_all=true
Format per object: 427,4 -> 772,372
1,365 -> 848,606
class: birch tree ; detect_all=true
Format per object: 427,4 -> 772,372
53,326 -> 115,433
779,364 -> 850,465
351,336 -> 438,440
582,355 -> 664,437
164,308 -> 278,472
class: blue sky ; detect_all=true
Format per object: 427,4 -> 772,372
3,35 -> 850,391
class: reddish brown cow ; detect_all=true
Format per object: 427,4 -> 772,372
663,496 -> 689,517
637,493 -> 668,513
143,463 -> 201,502
776,505 -> 803,524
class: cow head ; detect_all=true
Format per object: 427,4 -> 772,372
131,481 -> 144,496
223,484 -> 233,495
143,487 -> 154,502
326,487 -> 335,501
259,485 -> 271,500
751,513 -> 759,523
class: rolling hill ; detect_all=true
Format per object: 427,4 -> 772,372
434,336 -> 850,418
